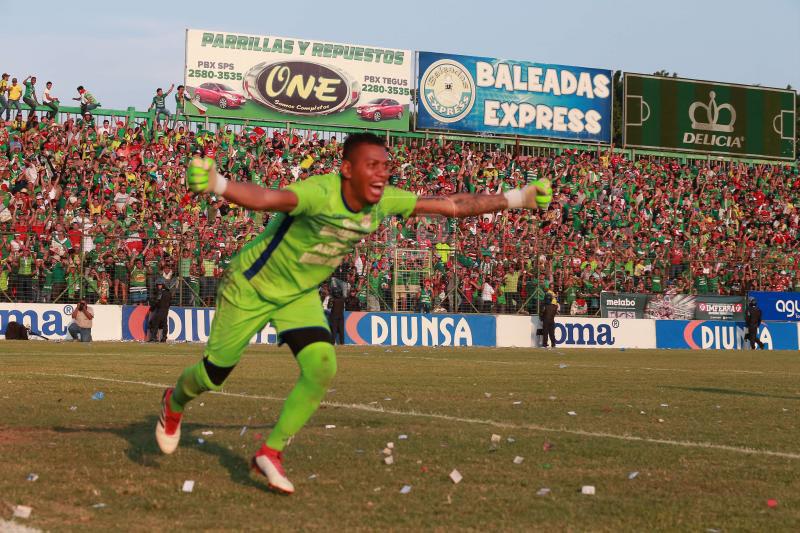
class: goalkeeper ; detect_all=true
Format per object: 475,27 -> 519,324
156,133 -> 551,494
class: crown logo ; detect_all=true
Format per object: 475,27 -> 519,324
689,91 -> 735,133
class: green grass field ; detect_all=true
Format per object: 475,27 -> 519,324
2,342 -> 799,531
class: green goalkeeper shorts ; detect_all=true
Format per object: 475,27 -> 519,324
205,269 -> 330,367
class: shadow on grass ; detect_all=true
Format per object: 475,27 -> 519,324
663,386 -> 800,401
53,417 -> 276,491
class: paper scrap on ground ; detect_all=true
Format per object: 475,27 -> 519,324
308,474 -> 317,480
581,485 -> 596,495
767,499 -> 778,508
449,470 -> 463,484
382,447 -> 392,456
506,437 -> 515,443
12,505 -> 32,519
92,503 -> 107,509
91,392 -> 105,401
513,456 -> 524,464
484,392 -> 492,398
512,401 -> 522,405
240,426 -> 247,436
384,456 -> 394,465
201,431 -> 214,436
26,473 -> 38,482
398,434 -> 408,440
182,480 -> 195,493
490,434 -> 502,443
559,363 -> 568,369
69,405 -> 77,411
567,411 -> 577,416
325,425 -> 336,429
197,438 -> 205,445
536,488 -> 551,496
628,471 -> 639,479
400,485 -> 412,494
660,403 -> 669,407
387,442 -> 394,449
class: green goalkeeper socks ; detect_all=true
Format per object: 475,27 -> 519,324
266,342 -> 337,451
170,360 -> 220,413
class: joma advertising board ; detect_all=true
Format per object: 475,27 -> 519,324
624,74 -> 796,160
184,29 -> 413,130
416,51 -> 612,142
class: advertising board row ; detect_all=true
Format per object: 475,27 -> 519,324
2,304 -> 798,351
599,292 -> 746,321
184,29 -> 795,159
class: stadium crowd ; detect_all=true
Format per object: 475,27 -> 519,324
1,77 -> 799,314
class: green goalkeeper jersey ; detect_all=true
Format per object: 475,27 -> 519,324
230,173 -> 417,302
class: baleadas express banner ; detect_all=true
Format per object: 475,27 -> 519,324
624,74 -> 796,160
416,51 -> 613,142
183,29 -> 413,130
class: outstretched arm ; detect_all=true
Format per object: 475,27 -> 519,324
413,181 -> 550,218
186,157 -> 298,212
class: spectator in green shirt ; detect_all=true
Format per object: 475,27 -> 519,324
149,84 -> 174,126
22,76 -> 39,120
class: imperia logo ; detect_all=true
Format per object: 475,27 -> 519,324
419,59 -> 475,123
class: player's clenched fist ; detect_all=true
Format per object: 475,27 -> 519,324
504,178 -> 552,211
186,156 -> 220,194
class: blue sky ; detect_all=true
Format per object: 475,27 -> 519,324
4,0 -> 798,110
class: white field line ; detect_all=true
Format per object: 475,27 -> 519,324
10,351 -> 800,377
37,372 -> 800,461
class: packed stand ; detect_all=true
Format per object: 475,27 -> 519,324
1,76 -> 799,315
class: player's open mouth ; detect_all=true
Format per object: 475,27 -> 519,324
368,183 -> 385,196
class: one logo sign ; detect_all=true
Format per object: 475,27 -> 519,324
243,60 -> 359,116
419,59 -> 476,123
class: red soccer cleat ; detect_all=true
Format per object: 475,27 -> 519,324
251,444 -> 295,494
155,388 -> 182,454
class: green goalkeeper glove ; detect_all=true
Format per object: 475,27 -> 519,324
186,156 -> 227,195
504,178 -> 552,211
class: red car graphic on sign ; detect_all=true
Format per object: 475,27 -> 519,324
194,83 -> 246,109
357,98 -> 404,122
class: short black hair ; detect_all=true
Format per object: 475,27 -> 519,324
342,132 -> 385,162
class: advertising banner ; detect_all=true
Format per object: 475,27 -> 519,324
600,292 -> 648,319
416,51 -> 612,142
601,293 -> 744,320
694,296 -> 744,321
344,312 -> 495,346
184,29 -> 413,130
748,292 -> 800,322
122,305 -> 276,343
644,294 -> 696,320
0,303 -> 122,341
655,320 -> 799,350
624,74 -> 796,160
530,317 -> 657,349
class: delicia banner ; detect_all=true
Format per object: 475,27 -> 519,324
184,29 -> 413,131
416,52 -> 612,142
624,74 -> 796,160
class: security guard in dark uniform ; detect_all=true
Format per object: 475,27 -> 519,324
745,298 -> 765,350
540,290 -> 558,349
